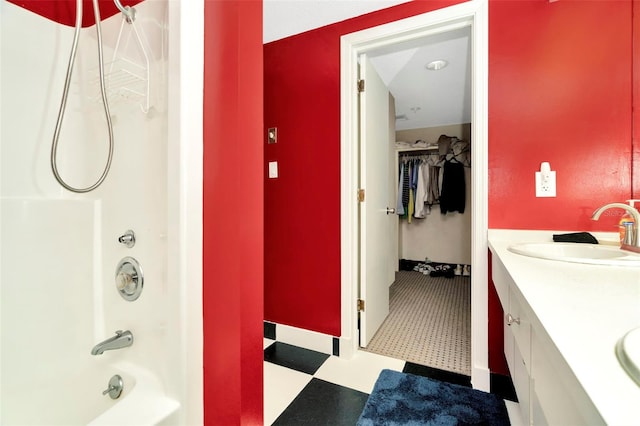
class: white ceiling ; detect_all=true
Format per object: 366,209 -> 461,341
263,0 -> 413,44
263,0 -> 470,131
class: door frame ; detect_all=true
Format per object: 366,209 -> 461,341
339,0 -> 489,390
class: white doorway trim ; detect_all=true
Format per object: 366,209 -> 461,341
339,0 -> 489,390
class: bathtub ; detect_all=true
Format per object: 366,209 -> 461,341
88,362 -> 180,426
2,360 -> 178,425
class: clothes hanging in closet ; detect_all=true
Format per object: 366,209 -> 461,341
427,165 -> 440,206
402,161 -> 410,212
396,162 -> 406,215
440,160 -> 465,214
397,137 -> 470,221
397,158 -> 434,220
398,159 -> 415,219
414,161 -> 428,218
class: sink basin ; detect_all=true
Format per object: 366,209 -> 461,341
508,243 -> 640,266
616,328 -> 640,387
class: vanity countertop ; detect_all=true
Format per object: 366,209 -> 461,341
488,229 -> 640,425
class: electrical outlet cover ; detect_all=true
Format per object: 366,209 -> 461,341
535,171 -> 556,197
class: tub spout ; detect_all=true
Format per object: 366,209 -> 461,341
91,330 -> 133,355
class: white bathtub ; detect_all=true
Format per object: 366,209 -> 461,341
2,360 -> 178,426
88,362 -> 180,426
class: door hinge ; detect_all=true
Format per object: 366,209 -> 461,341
358,79 -> 365,93
357,189 -> 365,202
357,299 -> 365,312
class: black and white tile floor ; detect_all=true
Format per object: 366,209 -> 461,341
264,338 -> 522,425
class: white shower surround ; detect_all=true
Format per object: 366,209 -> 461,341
0,0 -> 203,424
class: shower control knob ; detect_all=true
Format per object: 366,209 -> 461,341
116,271 -> 134,292
118,230 -> 136,248
115,257 -> 144,302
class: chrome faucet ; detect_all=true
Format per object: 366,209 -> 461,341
91,330 -> 133,355
591,203 -> 640,247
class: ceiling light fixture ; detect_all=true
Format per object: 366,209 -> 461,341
426,60 -> 448,71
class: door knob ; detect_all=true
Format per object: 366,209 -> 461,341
506,313 -> 520,326
386,207 -> 395,215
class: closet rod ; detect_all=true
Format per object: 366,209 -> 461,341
399,151 -> 440,157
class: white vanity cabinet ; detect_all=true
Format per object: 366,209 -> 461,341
492,254 -> 532,424
489,230 -> 640,425
529,325 -> 603,425
491,254 -> 604,426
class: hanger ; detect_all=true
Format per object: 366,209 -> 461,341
445,147 -> 471,167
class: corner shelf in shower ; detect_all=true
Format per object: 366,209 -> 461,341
90,8 -> 151,113
103,57 -> 149,111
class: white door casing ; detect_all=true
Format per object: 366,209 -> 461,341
340,0 -> 489,390
358,55 -> 394,347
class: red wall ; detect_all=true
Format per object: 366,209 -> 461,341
264,0 -> 634,364
7,0 -> 143,27
488,0 -> 632,376
489,0 -> 632,230
634,0 -> 640,198
264,0 -> 463,338
204,1 -> 263,424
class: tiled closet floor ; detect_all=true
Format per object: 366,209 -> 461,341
263,339 -> 523,426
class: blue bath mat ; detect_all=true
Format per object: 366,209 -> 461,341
357,369 -> 510,426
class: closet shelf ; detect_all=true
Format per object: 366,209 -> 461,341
396,146 -> 439,152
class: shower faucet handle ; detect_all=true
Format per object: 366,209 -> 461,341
118,230 -> 136,248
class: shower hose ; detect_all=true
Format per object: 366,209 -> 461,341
51,0 -> 114,193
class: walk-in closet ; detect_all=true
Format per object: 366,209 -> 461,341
358,23 -> 473,377
363,125 -> 473,376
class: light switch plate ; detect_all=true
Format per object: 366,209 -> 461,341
268,161 -> 278,178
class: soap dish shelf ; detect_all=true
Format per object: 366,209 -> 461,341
91,7 -> 150,113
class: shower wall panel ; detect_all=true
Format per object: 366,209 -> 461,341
1,0 -> 177,423
0,199 -> 98,424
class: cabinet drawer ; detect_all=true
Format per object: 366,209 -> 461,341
491,255 -> 510,307
505,321 -> 531,425
531,331 -> 605,425
506,289 -> 531,375
513,342 -> 531,424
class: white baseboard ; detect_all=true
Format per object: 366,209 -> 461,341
266,322 -> 336,355
472,366 -> 491,392
338,336 -> 356,359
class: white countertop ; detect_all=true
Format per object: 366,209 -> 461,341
488,229 -> 640,426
